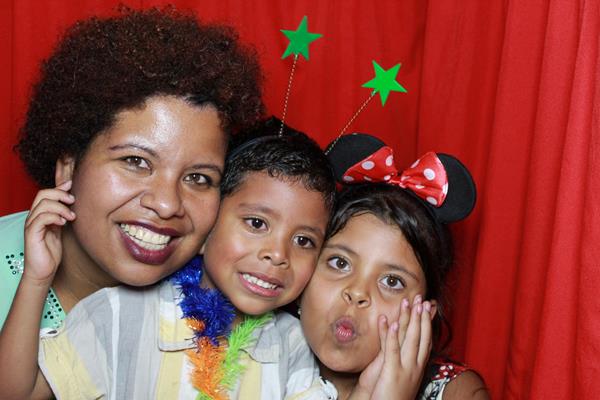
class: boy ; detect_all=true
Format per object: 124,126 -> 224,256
24,126 -> 336,398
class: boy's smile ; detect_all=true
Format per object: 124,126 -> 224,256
202,171 -> 329,316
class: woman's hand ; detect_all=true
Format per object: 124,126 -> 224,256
23,180 -> 76,284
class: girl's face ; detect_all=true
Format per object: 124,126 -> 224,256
300,212 -> 427,373
58,95 -> 227,286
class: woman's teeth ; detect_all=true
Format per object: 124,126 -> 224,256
242,273 -> 278,290
120,223 -> 171,250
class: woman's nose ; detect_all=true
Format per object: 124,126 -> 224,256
140,176 -> 184,219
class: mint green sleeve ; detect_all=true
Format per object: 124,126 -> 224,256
0,211 -> 28,329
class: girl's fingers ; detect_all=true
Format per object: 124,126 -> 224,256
402,295 -> 422,366
396,298 -> 410,348
29,181 -> 74,211
418,301 -> 433,366
378,315 -> 389,352
26,199 -> 76,228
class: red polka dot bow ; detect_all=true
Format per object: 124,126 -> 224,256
341,147 -> 449,207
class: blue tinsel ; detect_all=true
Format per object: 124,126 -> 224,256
171,256 -> 235,344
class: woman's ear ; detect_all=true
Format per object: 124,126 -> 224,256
55,156 -> 76,187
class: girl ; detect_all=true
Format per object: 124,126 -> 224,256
300,133 -> 489,399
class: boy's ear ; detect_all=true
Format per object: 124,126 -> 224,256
55,156 -> 76,186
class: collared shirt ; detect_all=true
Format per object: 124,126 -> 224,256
38,278 -> 324,399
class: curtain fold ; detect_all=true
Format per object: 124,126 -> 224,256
1,1 -> 598,398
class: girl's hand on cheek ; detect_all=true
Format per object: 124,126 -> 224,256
353,315 -> 388,399
23,180 -> 76,285
370,295 -> 433,400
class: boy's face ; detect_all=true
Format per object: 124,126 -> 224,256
201,171 -> 329,315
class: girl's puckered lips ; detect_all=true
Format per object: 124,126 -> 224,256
333,316 -> 358,344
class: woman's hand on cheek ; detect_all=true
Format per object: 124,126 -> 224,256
23,180 -> 76,285
352,315 -> 388,399
369,295 -> 433,400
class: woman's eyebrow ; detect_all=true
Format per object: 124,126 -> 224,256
109,143 -> 157,157
324,243 -> 358,257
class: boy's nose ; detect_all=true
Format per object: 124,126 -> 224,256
258,238 -> 289,268
140,178 -> 184,219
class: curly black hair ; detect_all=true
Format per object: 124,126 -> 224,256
16,6 -> 264,187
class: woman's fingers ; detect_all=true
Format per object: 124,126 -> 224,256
397,298 -> 410,348
29,181 -> 74,212
26,198 -> 76,228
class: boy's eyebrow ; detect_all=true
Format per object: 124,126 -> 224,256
238,203 -> 324,237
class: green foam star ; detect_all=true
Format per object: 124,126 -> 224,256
281,16 -> 323,60
362,61 -> 407,106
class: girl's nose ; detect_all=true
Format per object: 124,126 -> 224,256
342,285 -> 371,308
140,177 -> 184,219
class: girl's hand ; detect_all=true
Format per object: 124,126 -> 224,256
23,180 -> 76,284
370,295 -> 433,400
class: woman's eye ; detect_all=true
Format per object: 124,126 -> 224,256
380,275 -> 405,290
184,173 -> 212,186
294,236 -> 315,249
244,217 -> 267,231
326,256 -> 350,271
123,156 -> 149,169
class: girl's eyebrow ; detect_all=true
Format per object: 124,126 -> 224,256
385,263 -> 419,282
324,243 -> 357,257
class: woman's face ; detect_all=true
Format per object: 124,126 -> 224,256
300,212 -> 427,373
58,95 -> 227,286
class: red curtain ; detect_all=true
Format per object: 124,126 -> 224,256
1,1 -> 598,398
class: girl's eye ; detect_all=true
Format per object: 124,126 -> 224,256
294,236 -> 315,249
123,156 -> 150,170
244,217 -> 267,231
184,173 -> 213,186
326,256 -> 350,272
380,275 -> 405,290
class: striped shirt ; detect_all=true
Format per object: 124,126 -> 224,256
38,279 -> 325,399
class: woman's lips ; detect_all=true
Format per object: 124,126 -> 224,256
118,223 -> 179,265
334,316 -> 357,344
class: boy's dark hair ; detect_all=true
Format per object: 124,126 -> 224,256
16,6 -> 264,187
221,117 -> 335,212
327,183 -> 453,352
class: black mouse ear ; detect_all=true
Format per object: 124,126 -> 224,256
326,133 -> 386,182
432,154 -> 477,223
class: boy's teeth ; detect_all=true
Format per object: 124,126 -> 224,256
120,223 -> 171,250
242,273 -> 278,290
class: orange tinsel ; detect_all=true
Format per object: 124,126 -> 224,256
186,336 -> 227,400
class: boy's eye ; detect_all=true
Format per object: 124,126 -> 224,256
326,256 -> 350,271
294,235 -> 315,249
380,275 -> 405,290
244,217 -> 267,231
184,173 -> 213,186
122,156 -> 150,170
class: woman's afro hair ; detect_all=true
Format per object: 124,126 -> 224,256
17,6 -> 264,187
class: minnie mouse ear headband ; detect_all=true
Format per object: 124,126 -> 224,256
326,133 -> 476,223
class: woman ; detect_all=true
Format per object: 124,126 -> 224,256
0,6 -> 263,330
